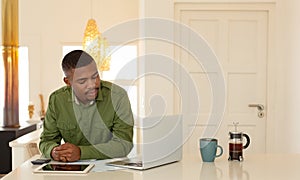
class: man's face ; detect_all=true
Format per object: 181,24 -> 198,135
65,62 -> 100,104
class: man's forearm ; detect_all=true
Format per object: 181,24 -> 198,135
79,137 -> 133,160
39,140 -> 60,159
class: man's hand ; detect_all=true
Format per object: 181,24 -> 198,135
51,143 -> 81,162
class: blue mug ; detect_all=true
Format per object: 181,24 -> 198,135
200,138 -> 223,162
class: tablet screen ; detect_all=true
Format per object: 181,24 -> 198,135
42,164 -> 90,171
34,163 -> 94,174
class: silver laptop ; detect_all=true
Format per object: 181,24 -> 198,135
107,115 -> 183,170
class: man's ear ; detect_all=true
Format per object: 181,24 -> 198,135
63,77 -> 71,86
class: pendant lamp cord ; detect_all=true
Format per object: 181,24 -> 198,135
90,0 -> 93,18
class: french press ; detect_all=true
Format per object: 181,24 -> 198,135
228,122 -> 250,161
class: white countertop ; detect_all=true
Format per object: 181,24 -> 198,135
9,128 -> 42,147
3,153 -> 300,180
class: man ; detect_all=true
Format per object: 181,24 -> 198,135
39,50 -> 134,162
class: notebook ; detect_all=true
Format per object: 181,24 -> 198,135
107,115 -> 183,170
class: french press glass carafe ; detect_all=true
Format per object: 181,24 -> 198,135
228,122 -> 250,161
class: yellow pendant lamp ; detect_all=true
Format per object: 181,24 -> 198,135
82,2 -> 110,71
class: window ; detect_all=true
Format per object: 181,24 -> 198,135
0,47 -> 29,125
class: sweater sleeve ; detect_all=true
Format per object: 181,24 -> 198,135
39,94 -> 62,159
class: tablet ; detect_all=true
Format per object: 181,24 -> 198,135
33,163 -> 94,174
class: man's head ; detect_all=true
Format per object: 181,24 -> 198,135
62,50 -> 100,104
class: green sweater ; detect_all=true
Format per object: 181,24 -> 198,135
39,81 -> 134,160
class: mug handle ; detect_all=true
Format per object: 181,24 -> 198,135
215,145 -> 223,157
243,134 -> 250,149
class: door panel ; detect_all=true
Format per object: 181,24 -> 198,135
176,6 -> 268,154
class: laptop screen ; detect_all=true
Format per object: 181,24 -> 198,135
140,115 -> 183,163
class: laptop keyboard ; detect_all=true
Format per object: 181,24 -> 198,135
124,161 -> 143,167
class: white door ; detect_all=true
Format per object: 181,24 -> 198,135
175,4 -> 269,155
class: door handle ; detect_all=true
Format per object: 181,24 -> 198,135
248,104 -> 264,111
248,104 -> 265,118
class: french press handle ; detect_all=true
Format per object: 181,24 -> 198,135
243,134 -> 250,149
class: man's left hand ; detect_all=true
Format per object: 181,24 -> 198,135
54,142 -> 81,162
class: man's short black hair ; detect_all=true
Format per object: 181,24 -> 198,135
62,50 -> 95,74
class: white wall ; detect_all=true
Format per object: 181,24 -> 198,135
274,0 -> 300,153
140,0 -> 176,116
